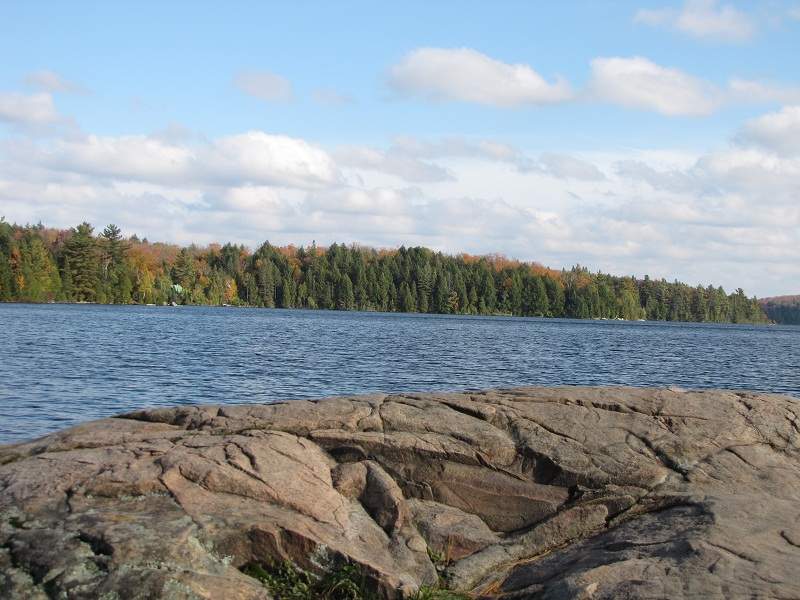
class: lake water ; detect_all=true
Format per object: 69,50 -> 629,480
1,303 -> 798,444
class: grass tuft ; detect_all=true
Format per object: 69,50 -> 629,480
410,586 -> 471,600
242,559 -> 375,600
241,559 -> 471,600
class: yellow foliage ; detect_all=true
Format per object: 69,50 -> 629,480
224,278 -> 238,303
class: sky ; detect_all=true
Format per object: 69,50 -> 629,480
1,1 -> 799,297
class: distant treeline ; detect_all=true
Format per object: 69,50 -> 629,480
0,219 -> 769,324
760,296 -> 800,325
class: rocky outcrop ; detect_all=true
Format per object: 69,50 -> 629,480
1,386 -> 799,599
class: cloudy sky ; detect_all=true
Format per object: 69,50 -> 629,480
1,1 -> 798,296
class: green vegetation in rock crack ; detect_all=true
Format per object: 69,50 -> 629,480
426,546 -> 446,567
427,539 -> 456,570
242,560 -> 471,600
409,586 -> 471,600
242,560 -> 377,600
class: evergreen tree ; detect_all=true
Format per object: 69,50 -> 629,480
11,234 -> 61,302
100,224 -> 130,303
336,274 -> 355,310
545,277 -> 565,317
63,222 -> 99,301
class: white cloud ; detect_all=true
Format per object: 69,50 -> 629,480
614,138 -> 800,203
11,131 -> 340,188
24,70 -> 87,94
30,135 -> 195,182
0,92 -> 60,126
395,139 -> 606,180
386,50 -> 793,115
615,160 -> 703,193
334,145 -> 453,183
2,116 -> 799,296
334,137 -> 606,183
535,153 -> 606,181
209,186 -> 284,213
695,147 -> 800,195
388,47 -> 572,107
634,0 -> 756,42
728,79 -> 800,105
234,71 -> 293,102
336,137 -> 522,184
737,105 -> 800,156
305,186 -> 420,219
389,136 -> 529,165
209,132 -> 339,187
588,56 -> 721,116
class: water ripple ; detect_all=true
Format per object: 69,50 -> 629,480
1,303 -> 798,443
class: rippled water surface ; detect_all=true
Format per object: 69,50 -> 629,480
1,303 -> 798,443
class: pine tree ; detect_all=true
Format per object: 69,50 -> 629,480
336,274 -> 355,310
63,222 -> 99,301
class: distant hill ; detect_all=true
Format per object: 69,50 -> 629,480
760,295 -> 800,325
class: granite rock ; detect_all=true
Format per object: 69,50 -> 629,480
1,387 -> 799,599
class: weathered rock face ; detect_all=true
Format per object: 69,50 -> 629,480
1,387 -> 799,599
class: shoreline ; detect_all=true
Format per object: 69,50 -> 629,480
2,381 -> 798,448
2,382 -> 797,448
0,299 -> 780,326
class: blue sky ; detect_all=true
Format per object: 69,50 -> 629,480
3,1 -> 797,144
1,1 -> 799,295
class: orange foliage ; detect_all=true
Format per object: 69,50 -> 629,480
529,263 -> 561,281
486,254 -> 522,271
458,253 -> 481,265
277,244 -> 296,258
129,240 -> 180,266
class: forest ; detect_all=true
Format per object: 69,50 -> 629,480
760,296 -> 800,325
0,219 -> 769,324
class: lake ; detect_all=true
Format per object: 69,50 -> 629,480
1,303 -> 797,444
